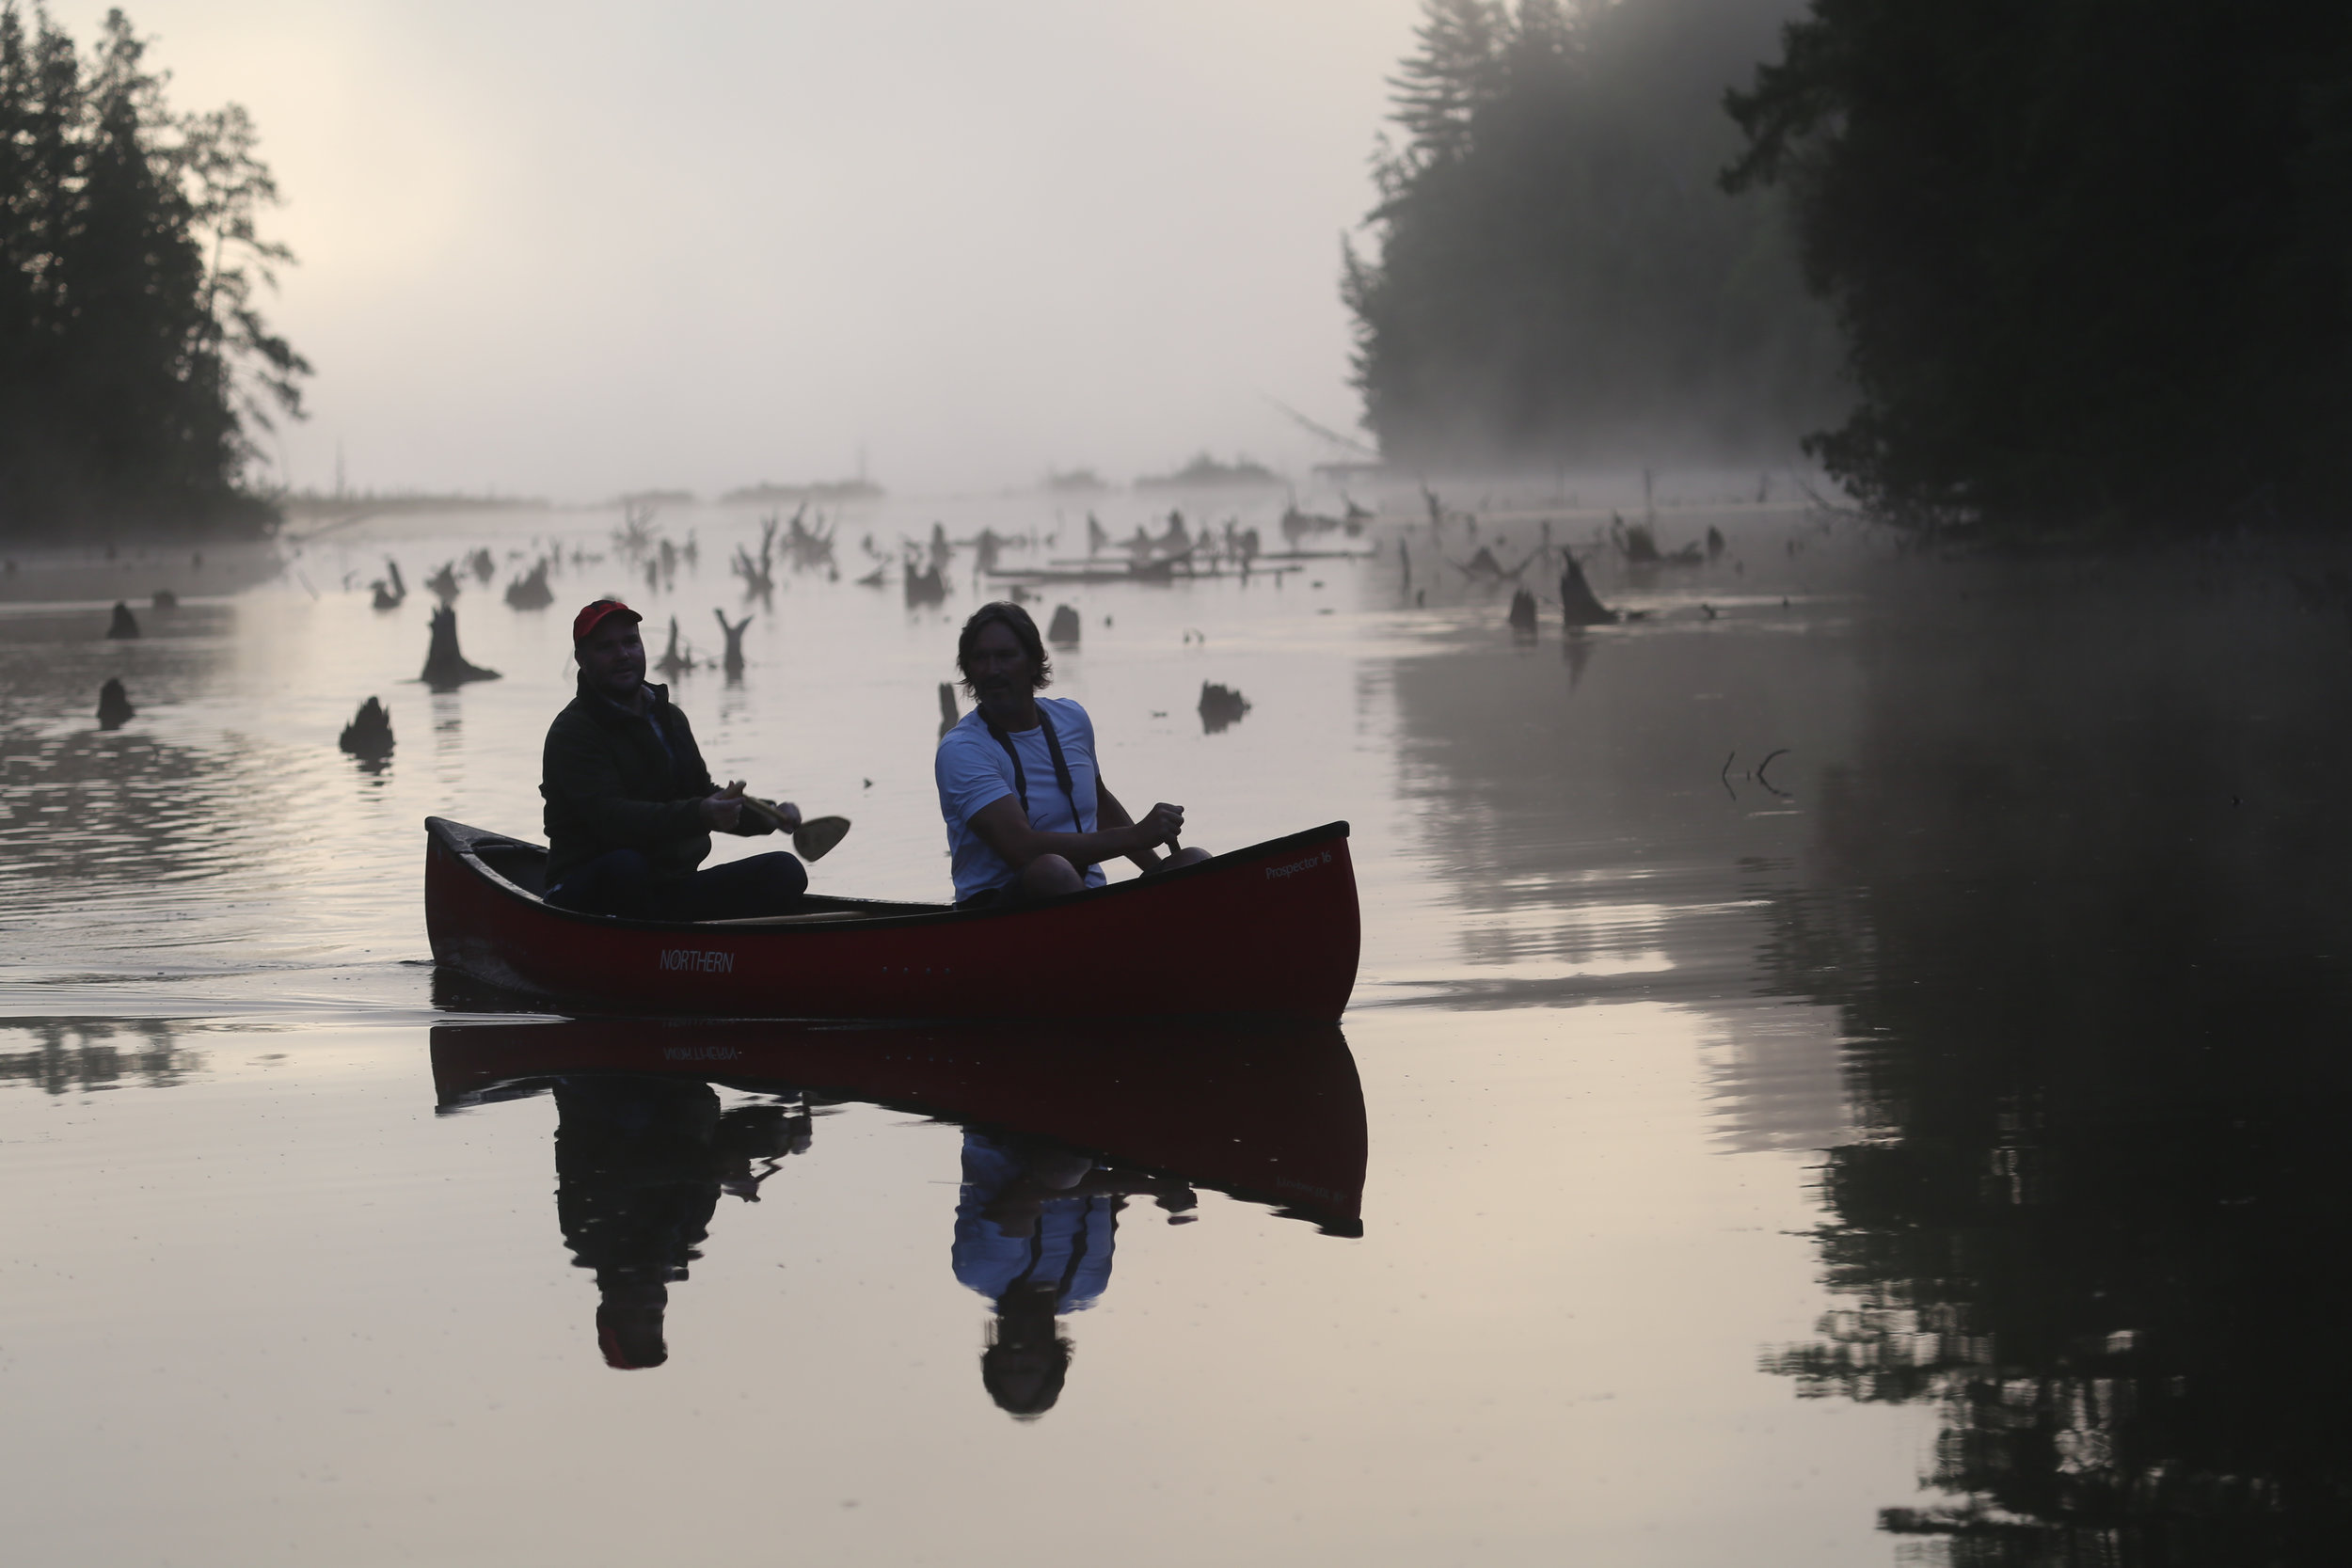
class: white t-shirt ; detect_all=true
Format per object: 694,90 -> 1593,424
935,698 -> 1106,903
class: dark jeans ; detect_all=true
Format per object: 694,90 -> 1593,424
548,849 -> 807,921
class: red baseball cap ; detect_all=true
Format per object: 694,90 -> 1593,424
572,598 -> 643,643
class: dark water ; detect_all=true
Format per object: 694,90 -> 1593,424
4,497 -> 2347,1564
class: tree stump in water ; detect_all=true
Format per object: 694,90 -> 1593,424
340,697 -> 394,760
420,605 -> 501,689
1047,604 -> 1081,646
1560,558 -> 1619,627
372,558 -> 407,610
1508,588 -> 1538,632
97,678 -> 134,730
654,615 -> 693,678
938,682 -> 961,737
105,601 -> 139,639
151,589 -> 178,610
1199,681 -> 1250,735
902,562 -> 946,607
713,610 -> 751,679
504,559 -> 553,610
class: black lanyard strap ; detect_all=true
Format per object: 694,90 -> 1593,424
984,706 -> 1089,870
984,707 -> 1083,825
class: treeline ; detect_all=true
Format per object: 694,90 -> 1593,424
1346,0 -> 1843,472
1730,0 -> 2352,530
1355,0 -> 2352,531
0,5 -> 305,540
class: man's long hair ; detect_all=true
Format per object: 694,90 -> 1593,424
955,601 -> 1053,697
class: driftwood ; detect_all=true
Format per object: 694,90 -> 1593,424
420,605 -> 501,689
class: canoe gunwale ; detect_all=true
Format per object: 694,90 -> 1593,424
424,815 -> 1352,938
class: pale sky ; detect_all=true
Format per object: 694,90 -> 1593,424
51,0 -> 1428,499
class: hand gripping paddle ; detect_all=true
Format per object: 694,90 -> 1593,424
740,795 -> 852,862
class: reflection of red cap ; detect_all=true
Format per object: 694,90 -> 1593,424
572,599 -> 642,643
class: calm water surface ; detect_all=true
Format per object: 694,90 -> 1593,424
5,493 -> 2347,1565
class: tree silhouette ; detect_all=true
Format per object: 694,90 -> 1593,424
0,5 -> 306,539
1347,0 -> 1841,469
1728,0 -> 2352,530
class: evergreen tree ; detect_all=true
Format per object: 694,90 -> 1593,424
1346,0 -> 1842,470
0,4 -> 305,539
1728,0 -> 2352,530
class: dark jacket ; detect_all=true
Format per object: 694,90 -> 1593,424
540,677 -> 771,886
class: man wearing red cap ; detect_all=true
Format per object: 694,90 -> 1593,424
540,598 -> 807,920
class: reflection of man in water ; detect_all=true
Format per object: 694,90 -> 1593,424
954,1131 -> 1194,1418
553,1076 -> 809,1370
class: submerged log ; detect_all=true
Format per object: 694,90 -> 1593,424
96,677 -> 134,730
340,697 -> 394,760
1560,558 -> 1619,627
420,604 -> 501,689
105,601 -> 139,639
1047,604 -> 1081,646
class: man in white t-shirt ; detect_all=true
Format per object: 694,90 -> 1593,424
935,601 -> 1211,906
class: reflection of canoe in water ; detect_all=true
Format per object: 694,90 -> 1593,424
423,816 -> 1359,1022
429,1017 -> 1369,1234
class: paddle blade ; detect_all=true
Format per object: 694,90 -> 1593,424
793,815 -> 851,862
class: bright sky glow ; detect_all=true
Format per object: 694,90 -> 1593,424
49,0 -> 1424,499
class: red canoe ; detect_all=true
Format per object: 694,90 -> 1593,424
429,1016 -> 1369,1234
423,816 -> 1359,1021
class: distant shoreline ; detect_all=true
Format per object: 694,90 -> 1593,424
0,540 -> 285,606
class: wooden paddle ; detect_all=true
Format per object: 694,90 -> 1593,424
739,794 -> 852,862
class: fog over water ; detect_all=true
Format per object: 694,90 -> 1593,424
41,0 -> 1425,498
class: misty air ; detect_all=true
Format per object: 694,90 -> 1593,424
5,2 -> 2350,1563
